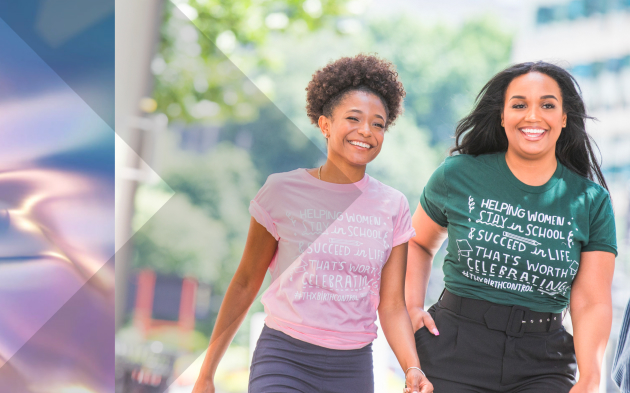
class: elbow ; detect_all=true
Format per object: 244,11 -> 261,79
231,270 -> 263,296
570,293 -> 612,315
409,239 -> 436,259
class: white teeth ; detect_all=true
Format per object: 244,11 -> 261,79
521,128 -> 546,134
349,141 -> 371,148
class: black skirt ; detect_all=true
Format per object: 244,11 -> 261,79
249,325 -> 374,393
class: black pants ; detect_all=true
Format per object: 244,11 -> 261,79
415,300 -> 577,392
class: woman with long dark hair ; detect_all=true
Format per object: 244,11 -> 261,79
405,61 -> 617,392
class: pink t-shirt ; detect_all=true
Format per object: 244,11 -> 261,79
249,168 -> 415,350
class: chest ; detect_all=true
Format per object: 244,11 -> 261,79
446,186 -> 590,295
278,202 -> 396,266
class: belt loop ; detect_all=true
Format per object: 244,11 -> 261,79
454,292 -> 462,314
506,305 -> 528,337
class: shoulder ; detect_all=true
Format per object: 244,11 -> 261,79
560,167 -> 610,204
365,176 -> 411,214
367,175 -> 406,201
261,169 -> 306,190
440,153 -> 499,172
254,169 -> 307,202
426,154 -> 499,187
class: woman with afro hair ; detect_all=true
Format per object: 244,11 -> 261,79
192,54 -> 433,393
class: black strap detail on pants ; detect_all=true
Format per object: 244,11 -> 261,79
438,289 -> 564,337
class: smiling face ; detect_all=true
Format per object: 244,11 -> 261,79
502,72 -> 567,160
318,90 -> 387,169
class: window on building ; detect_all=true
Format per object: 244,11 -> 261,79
568,0 -> 587,19
537,7 -> 555,24
584,0 -> 604,16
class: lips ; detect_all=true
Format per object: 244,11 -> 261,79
519,127 -> 547,141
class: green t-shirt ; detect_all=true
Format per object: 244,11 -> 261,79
420,152 -> 617,313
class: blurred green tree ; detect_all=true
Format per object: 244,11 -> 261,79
153,0 -> 352,123
133,138 -> 259,290
368,16 -> 513,145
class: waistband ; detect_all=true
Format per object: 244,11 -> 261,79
438,289 -> 564,337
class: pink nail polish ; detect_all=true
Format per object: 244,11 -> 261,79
432,328 -> 439,335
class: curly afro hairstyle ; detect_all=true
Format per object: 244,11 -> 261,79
305,54 -> 405,130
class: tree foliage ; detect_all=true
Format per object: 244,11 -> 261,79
153,0 -> 351,123
368,16 -> 513,145
133,140 -> 259,289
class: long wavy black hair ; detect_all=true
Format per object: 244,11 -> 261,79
451,61 -> 608,191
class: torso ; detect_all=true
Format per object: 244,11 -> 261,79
422,153 -> 616,313
250,168 -> 414,349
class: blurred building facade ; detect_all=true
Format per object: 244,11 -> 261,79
512,2 -> 630,392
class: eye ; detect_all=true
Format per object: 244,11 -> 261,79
347,116 -> 359,121
512,103 -> 526,109
542,103 -> 555,109
373,122 -> 384,129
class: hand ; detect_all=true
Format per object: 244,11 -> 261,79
568,379 -> 599,393
403,368 -> 433,393
408,307 -> 439,336
191,376 -> 215,393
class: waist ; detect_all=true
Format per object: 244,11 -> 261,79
260,324 -> 373,354
263,311 -> 377,350
438,288 -> 564,337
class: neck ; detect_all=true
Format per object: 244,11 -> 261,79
504,149 -> 557,186
319,158 -> 366,184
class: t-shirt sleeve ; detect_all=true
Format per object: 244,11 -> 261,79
392,195 -> 416,247
248,176 -> 280,240
419,162 -> 448,227
582,191 -> 617,256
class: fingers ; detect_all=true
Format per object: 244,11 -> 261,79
404,380 -> 433,393
409,307 -> 425,331
423,313 -> 439,336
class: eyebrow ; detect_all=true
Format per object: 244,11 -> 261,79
346,109 -> 385,121
509,95 -> 559,101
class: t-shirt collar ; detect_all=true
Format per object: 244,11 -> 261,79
299,168 -> 370,191
496,152 -> 564,194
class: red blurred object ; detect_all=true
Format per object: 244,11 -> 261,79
133,269 -> 198,335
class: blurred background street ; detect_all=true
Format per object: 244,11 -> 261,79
114,0 -> 630,392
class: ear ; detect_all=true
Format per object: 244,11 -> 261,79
500,112 -> 504,127
562,112 -> 567,128
318,115 -> 331,139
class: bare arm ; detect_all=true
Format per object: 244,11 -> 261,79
569,251 -> 615,393
405,203 -> 448,334
193,217 -> 278,393
378,242 -> 432,393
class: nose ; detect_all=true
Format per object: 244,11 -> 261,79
357,121 -> 371,137
525,105 -> 540,122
